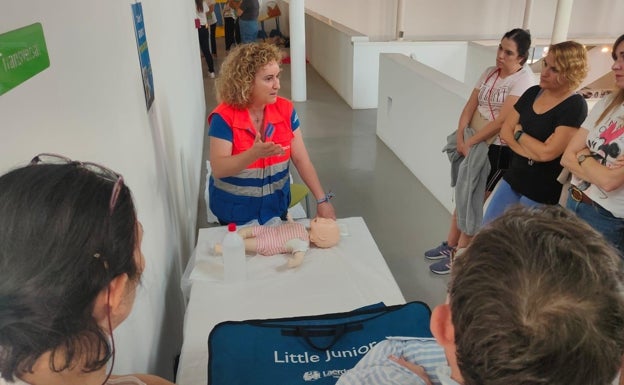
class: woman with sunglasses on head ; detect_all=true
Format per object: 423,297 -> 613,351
561,34 -> 624,256
208,42 -> 335,226
482,40 -> 589,225
0,154 -> 173,385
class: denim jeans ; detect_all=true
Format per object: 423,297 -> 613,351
566,195 -> 624,256
482,179 -> 542,225
239,19 -> 259,43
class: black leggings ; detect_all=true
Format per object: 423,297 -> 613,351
197,27 -> 214,72
210,23 -> 217,55
224,17 -> 241,51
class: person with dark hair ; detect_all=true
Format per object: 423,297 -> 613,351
208,42 -> 335,225
482,40 -> 589,224
426,28 -> 535,274
0,154 -> 173,385
195,0 -> 216,78
562,34 -> 624,255
338,205 -> 624,385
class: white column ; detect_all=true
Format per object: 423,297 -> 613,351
396,0 -> 405,40
289,0 -> 306,102
550,0 -> 574,44
522,0 -> 533,31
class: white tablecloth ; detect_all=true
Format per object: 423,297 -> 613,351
176,217 -> 405,385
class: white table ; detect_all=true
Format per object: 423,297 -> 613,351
176,217 -> 405,385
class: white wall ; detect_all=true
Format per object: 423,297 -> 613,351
0,0 -> 206,379
302,1 -> 618,110
581,45 -> 619,90
352,42 -> 475,109
303,0 -> 624,42
305,10 -> 361,108
376,53 -> 474,212
304,13 -> 496,111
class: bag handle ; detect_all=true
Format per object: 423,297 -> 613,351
281,323 -> 363,351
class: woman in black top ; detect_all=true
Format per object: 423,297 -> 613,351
482,41 -> 588,224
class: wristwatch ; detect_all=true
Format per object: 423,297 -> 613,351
514,130 -> 524,141
577,154 -> 590,165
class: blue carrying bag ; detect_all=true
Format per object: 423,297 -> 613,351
207,301 -> 432,385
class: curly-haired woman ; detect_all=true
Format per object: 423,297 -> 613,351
208,42 -> 335,225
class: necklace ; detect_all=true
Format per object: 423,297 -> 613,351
250,110 -> 264,126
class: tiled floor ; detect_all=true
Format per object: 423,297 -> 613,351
197,41 -> 450,308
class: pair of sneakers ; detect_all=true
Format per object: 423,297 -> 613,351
424,241 -> 455,275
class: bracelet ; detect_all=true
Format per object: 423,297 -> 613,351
514,130 -> 524,141
316,192 -> 335,204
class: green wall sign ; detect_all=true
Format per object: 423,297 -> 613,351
0,23 -> 50,95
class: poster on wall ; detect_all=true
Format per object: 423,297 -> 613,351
131,2 -> 155,110
0,23 -> 50,96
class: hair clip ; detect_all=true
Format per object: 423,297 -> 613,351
93,253 -> 109,270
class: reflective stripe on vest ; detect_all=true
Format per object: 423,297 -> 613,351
212,161 -> 290,197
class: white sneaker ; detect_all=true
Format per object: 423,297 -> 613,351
209,72 -> 215,79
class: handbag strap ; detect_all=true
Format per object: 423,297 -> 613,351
281,323 -> 364,351
484,68 -> 500,121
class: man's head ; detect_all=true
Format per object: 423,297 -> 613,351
431,205 -> 624,385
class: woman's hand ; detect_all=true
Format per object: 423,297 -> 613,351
316,201 -> 336,220
459,136 -> 478,157
388,355 -> 433,385
611,154 -> 624,169
457,140 -> 470,157
211,134 -> 284,178
250,133 -> 284,158
456,129 -> 468,157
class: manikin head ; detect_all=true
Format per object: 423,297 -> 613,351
430,205 -> 624,385
309,217 -> 340,248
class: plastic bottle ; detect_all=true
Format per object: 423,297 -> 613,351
222,223 -> 246,282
